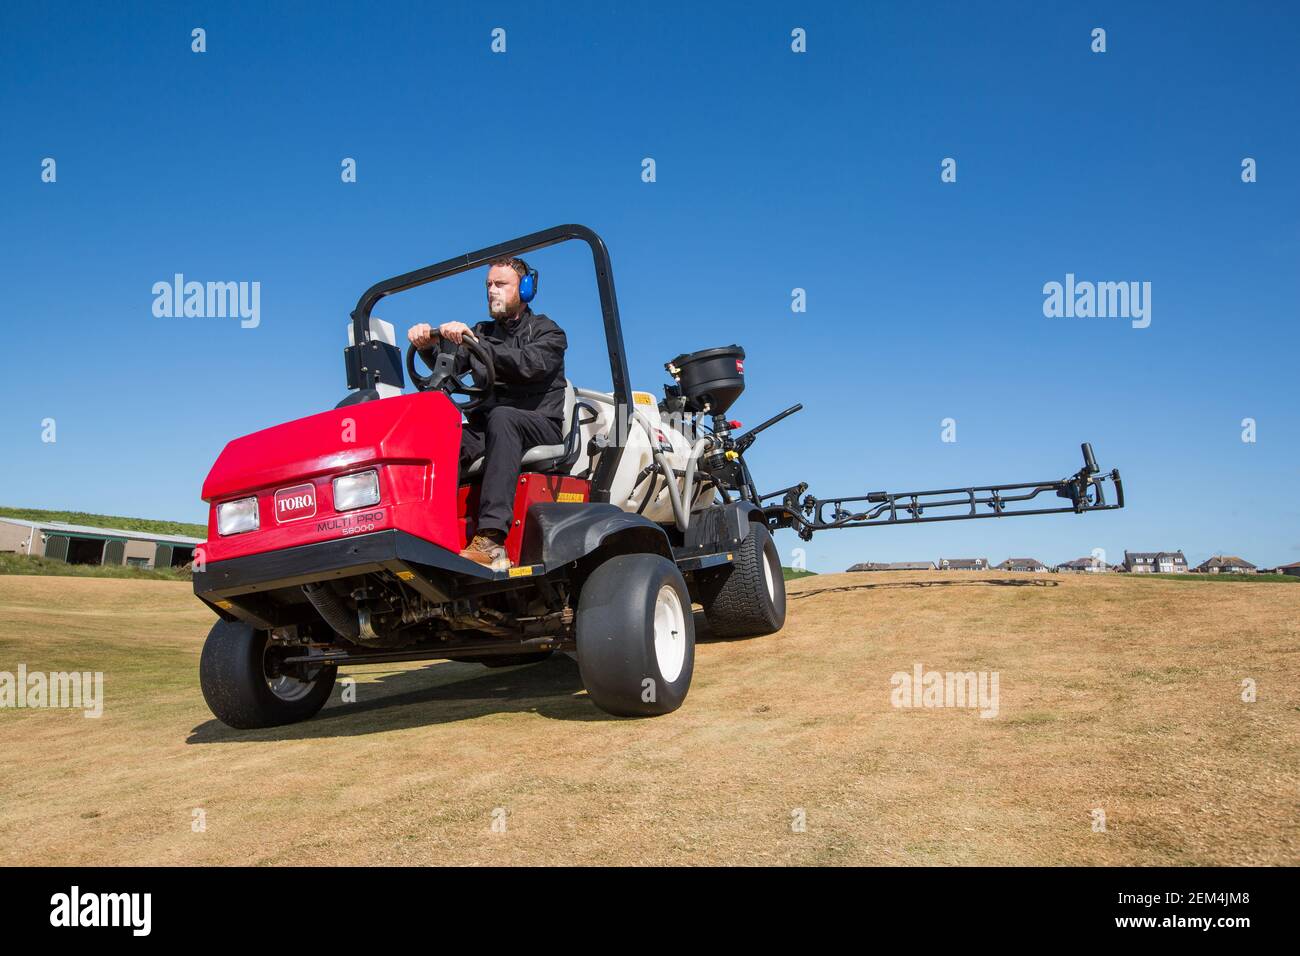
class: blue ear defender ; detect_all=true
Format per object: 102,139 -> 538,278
518,267 -> 538,303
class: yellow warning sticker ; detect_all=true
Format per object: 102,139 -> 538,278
396,570 -> 415,581
214,600 -> 233,610
556,491 -> 584,503
632,391 -> 657,406
508,565 -> 535,577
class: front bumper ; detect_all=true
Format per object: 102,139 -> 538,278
193,529 -> 544,628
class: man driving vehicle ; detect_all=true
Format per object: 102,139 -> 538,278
407,257 -> 567,570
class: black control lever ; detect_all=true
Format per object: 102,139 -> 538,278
734,403 -> 803,454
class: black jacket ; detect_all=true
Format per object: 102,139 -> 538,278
456,307 -> 568,426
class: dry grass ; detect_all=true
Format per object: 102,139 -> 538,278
0,571 -> 1296,866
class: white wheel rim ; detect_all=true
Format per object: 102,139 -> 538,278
653,584 -> 687,683
264,641 -> 319,702
268,674 -> 316,702
762,546 -> 776,601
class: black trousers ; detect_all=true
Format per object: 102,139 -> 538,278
459,405 -> 563,536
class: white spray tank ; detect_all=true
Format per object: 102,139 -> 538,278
596,346 -> 747,527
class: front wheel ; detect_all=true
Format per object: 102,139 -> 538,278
575,553 -> 695,717
199,620 -> 337,729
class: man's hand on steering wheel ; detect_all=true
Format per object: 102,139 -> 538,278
405,327 -> 495,414
407,321 -> 476,349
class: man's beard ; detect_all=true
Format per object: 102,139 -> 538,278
488,296 -> 518,319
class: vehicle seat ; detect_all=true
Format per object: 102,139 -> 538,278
462,380 -> 589,479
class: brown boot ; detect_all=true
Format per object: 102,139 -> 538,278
460,531 -> 511,571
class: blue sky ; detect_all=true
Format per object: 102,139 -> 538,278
2,1 -> 1297,572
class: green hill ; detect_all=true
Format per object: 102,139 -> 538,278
0,507 -> 206,539
0,552 -> 191,580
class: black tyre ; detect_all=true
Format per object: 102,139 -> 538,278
199,619 -> 337,729
699,521 -> 786,638
575,553 -> 695,717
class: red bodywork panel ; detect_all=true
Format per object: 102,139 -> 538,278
457,473 -> 592,565
201,392 -> 463,562
200,391 -> 591,566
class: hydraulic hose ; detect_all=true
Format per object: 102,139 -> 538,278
302,582 -> 359,640
650,434 -> 712,532
574,388 -> 716,532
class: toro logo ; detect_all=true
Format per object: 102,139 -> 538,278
735,359 -> 744,374
274,483 -> 317,523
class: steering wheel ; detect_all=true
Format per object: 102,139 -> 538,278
406,334 -> 495,414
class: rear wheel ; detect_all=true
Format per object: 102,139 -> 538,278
576,553 -> 695,717
699,521 -> 786,638
199,620 -> 337,729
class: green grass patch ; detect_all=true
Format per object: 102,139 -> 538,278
0,552 -> 190,581
782,567 -> 817,580
0,506 -> 205,539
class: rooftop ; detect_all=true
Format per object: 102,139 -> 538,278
0,517 -> 203,545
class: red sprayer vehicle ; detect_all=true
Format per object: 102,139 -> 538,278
195,224 -> 1124,727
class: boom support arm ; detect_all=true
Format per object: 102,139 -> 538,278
759,443 -> 1124,541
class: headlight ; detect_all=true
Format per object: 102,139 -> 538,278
217,496 -> 259,536
333,470 -> 380,511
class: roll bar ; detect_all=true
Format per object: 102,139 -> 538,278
345,224 -> 632,503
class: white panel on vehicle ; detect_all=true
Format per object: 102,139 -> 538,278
346,317 -> 402,399
631,391 -> 662,422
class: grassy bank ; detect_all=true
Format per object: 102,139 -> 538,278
0,506 -> 206,539
3,569 -> 1296,865
0,552 -> 191,581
